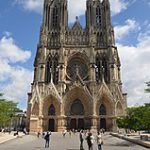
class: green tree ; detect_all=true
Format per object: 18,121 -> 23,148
142,104 -> 150,132
116,104 -> 150,132
0,93 -> 18,126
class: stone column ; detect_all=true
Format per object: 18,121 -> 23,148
57,116 -> 67,132
38,116 -> 44,133
27,93 -> 32,131
41,65 -> 45,82
90,64 -> 96,82
38,98 -> 44,132
112,118 -> 117,132
59,64 -> 65,82
90,115 -> 98,132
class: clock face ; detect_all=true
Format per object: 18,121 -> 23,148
67,58 -> 88,79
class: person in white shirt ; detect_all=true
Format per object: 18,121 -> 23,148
96,132 -> 103,150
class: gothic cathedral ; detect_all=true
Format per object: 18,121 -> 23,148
27,0 -> 127,132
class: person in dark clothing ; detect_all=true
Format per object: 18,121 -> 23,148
37,131 -> 40,138
79,130 -> 84,150
86,132 -> 94,150
44,131 -> 51,148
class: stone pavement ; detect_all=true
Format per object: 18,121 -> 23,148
0,132 -> 24,144
111,132 -> 150,148
0,132 -> 149,150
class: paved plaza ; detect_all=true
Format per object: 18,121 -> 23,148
0,132 -> 149,150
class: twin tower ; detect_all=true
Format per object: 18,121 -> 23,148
27,0 -> 127,132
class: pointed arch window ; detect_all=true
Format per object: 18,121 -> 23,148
102,57 -> 108,82
53,53 -> 59,84
45,5 -> 48,26
52,6 -> 59,28
48,104 -> 56,116
46,55 -> 52,83
96,53 -> 101,82
99,104 -> 106,115
96,6 -> 101,26
45,53 -> 59,84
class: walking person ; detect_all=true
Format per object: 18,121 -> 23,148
96,132 -> 103,150
37,131 -> 40,138
69,130 -> 72,137
62,129 -> 67,138
79,130 -> 84,150
44,131 -> 51,148
86,132 -> 94,150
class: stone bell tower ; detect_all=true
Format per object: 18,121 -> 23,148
27,0 -> 127,132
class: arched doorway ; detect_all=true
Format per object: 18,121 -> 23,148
48,119 -> 55,132
100,118 -> 106,130
70,119 -> 77,129
78,118 -> 84,129
99,104 -> 107,130
69,99 -> 85,130
48,104 -> 55,132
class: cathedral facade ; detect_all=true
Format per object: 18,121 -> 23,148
27,0 -> 127,132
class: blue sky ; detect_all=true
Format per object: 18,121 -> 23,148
0,0 -> 150,109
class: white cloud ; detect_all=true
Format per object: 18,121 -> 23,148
1,67 -> 33,104
117,23 -> 150,106
110,0 -> 128,15
114,19 -> 139,40
0,33 -> 31,63
15,0 -> 130,23
68,0 -> 86,23
15,0 -> 43,14
0,33 -> 33,108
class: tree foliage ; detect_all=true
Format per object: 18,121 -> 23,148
116,104 -> 150,132
0,93 -> 18,126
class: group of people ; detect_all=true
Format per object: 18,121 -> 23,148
0,127 -> 28,136
79,130 -> 104,150
37,129 -> 104,149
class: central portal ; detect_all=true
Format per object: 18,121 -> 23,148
70,118 -> 84,130
48,119 -> 55,132
69,99 -> 85,130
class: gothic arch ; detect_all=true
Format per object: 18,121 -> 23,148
67,52 -> 90,64
96,52 -> 102,81
31,102 -> 39,116
63,86 -> 92,116
102,55 -> 109,82
96,5 -> 102,26
99,104 -> 106,115
116,101 -> 124,116
48,104 -> 56,116
95,84 -> 114,116
52,6 -> 59,28
45,53 -> 59,84
53,53 -> 59,84
96,94 -> 113,116
45,54 -> 52,83
42,95 -> 61,116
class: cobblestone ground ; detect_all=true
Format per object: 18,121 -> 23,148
0,132 -> 148,150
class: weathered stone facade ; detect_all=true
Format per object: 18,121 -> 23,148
27,0 -> 127,132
